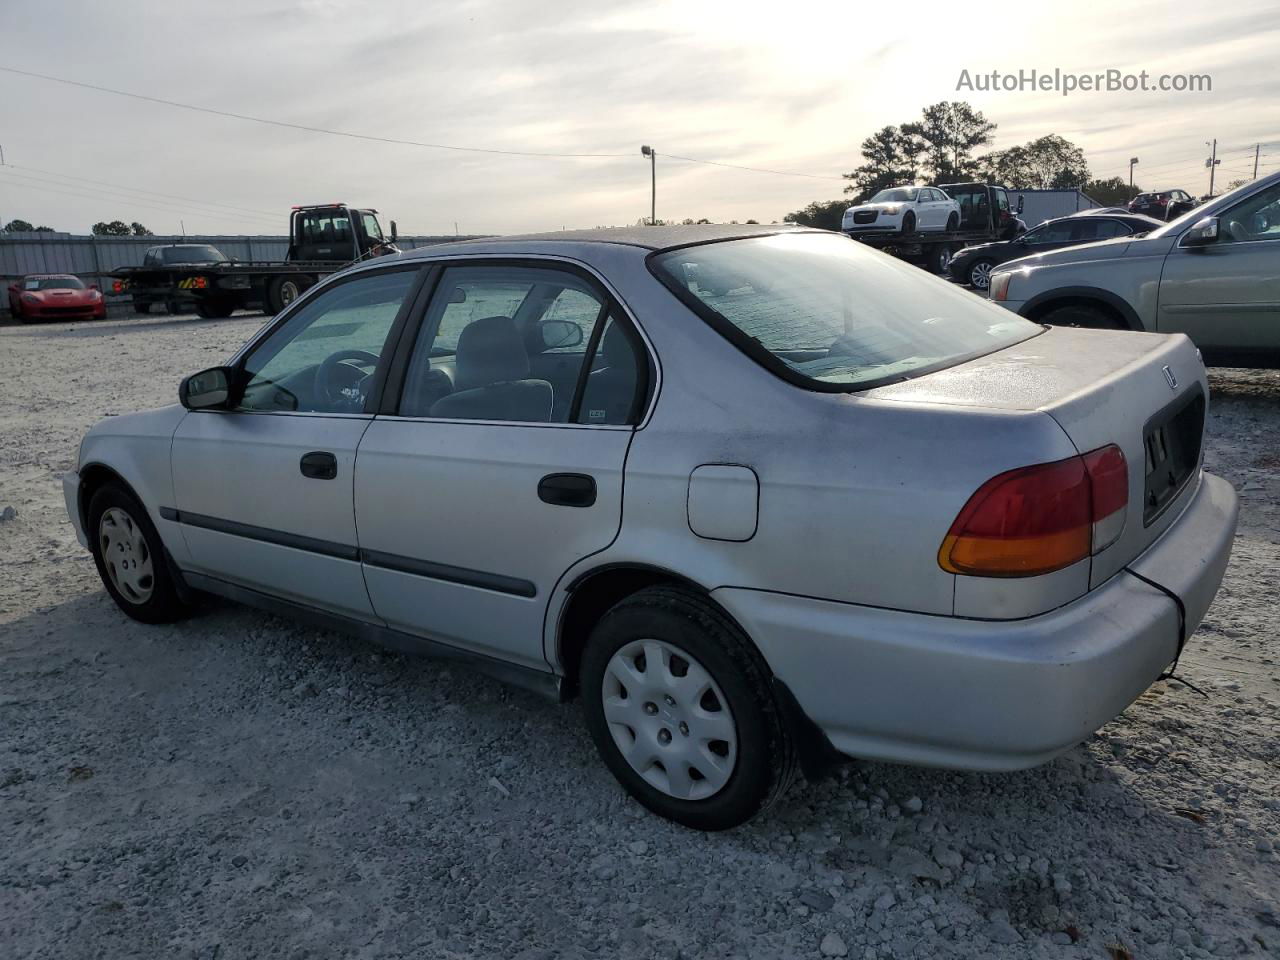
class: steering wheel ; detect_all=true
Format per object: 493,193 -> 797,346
314,349 -> 380,410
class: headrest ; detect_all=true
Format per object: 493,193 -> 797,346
454,316 -> 530,391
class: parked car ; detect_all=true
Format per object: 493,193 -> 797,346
949,213 -> 1160,289
1070,207 -> 1132,216
65,224 -> 1237,829
842,186 -> 961,234
6,274 -> 106,322
938,182 -> 1025,239
989,171 -> 1280,365
131,244 -> 232,315
1128,189 -> 1198,221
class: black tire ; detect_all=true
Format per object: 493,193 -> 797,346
1040,303 -> 1125,330
166,299 -> 182,316
267,275 -> 311,315
946,212 -> 959,232
194,298 -> 235,319
133,301 -> 151,315
87,484 -> 191,624
580,586 -> 797,830
926,243 -> 954,275
967,259 -> 996,290
901,211 -> 916,235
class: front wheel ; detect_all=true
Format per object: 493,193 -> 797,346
580,586 -> 797,830
946,212 -> 959,232
967,259 -> 996,290
901,211 -> 916,235
1041,304 -> 1125,330
87,484 -> 191,624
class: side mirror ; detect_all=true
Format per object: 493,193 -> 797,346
1017,196 -> 1025,213
389,220 -> 398,242
180,366 -> 234,410
537,319 -> 584,351
1181,216 -> 1219,248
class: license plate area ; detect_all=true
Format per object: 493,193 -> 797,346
1143,388 -> 1205,525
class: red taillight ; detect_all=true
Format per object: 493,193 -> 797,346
939,445 -> 1128,577
111,279 -> 124,293
192,276 -> 208,289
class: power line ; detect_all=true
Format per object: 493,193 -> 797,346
5,162 -> 279,218
0,66 -> 632,159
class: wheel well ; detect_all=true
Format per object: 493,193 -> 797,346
1027,296 -> 1131,329
77,463 -> 135,530
556,566 -> 710,698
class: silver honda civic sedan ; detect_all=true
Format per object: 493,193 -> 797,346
64,225 -> 1238,829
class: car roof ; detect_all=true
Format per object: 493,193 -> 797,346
396,223 -> 821,259
23,273 -> 78,279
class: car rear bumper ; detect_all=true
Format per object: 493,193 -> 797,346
63,470 -> 88,548
713,471 -> 1237,772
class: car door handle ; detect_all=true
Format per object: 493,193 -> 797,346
538,473 -> 596,507
300,451 -> 338,480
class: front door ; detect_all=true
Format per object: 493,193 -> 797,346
355,262 -> 649,670
1157,180 -> 1280,352
171,266 -> 423,618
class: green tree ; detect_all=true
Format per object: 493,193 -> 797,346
3,218 -> 35,232
783,200 -> 848,231
92,220 -> 132,236
130,222 -> 154,236
903,101 -> 996,182
843,125 -> 923,199
983,135 -> 1090,190
1083,177 -> 1143,206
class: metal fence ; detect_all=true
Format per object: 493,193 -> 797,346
1,232 -> 481,317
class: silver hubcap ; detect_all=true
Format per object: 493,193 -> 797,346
99,507 -> 154,604
971,262 -> 993,289
602,639 -> 737,801
281,281 -> 299,305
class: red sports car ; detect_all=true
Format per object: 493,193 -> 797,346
7,274 -> 107,322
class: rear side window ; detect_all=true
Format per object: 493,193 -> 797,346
651,233 -> 1039,391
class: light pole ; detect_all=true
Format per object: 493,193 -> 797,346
1128,156 -> 1139,189
640,145 -> 655,226
1205,140 -> 1220,197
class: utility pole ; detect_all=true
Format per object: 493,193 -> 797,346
640,145 -> 656,225
1254,143 -> 1261,181
1128,156 -> 1139,189
1205,139 -> 1220,197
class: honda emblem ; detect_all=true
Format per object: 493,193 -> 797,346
1162,365 -> 1178,390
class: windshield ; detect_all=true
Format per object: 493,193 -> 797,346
24,276 -> 84,290
870,188 -> 918,203
163,245 -> 227,264
650,233 -> 1040,390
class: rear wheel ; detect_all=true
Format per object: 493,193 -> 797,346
267,275 -> 311,315
901,211 -> 916,235
967,259 -> 996,290
194,298 -> 235,319
946,212 -> 959,232
580,586 -> 797,830
87,484 -> 190,624
1041,303 -> 1125,330
926,243 -> 954,275
132,301 -> 151,315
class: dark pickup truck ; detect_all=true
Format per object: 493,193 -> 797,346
112,204 -> 399,318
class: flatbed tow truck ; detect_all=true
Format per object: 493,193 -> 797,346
112,204 -> 400,317
846,182 -> 1025,275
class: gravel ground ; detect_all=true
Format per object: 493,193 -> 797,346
1,312 -> 1278,960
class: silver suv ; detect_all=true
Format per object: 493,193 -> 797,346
989,172 -> 1280,363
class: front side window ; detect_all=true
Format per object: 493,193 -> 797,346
651,233 -> 1039,390
398,264 -> 641,424
361,213 -> 383,241
1024,221 -> 1074,244
237,269 -> 418,414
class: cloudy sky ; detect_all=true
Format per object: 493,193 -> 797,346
1,0 -> 1277,236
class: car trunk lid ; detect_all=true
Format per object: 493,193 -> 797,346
865,325 -> 1207,591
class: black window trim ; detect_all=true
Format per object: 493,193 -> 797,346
376,256 -> 656,427
645,233 -> 1046,395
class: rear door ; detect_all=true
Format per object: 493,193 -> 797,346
355,261 -> 650,670
170,265 -> 424,618
1157,178 -> 1280,351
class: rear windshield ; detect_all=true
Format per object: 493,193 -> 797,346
650,233 -> 1040,390
25,276 -> 84,290
163,245 -> 227,264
